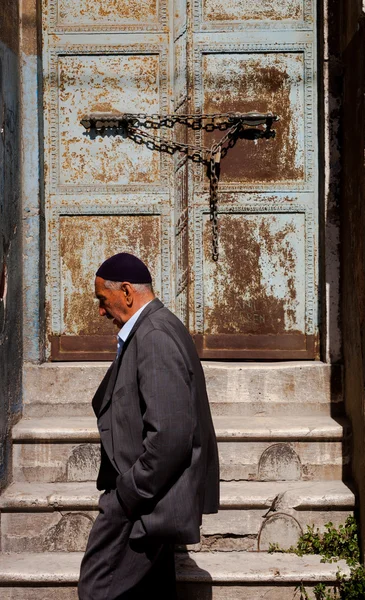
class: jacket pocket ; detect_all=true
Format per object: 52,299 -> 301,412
113,381 -> 138,403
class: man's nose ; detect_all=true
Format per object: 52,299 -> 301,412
99,306 -> 106,316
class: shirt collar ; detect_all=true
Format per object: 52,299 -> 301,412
117,300 -> 152,344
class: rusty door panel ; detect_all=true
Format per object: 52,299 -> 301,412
60,215 -> 162,335
197,0 -> 314,31
55,0 -> 159,28
202,52 -> 305,184
202,0 -> 304,23
51,214 -> 162,360
58,54 -> 160,186
202,213 -> 305,335
203,0 -> 304,22
193,210 -> 315,359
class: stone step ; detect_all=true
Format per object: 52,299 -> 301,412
0,481 -> 355,553
12,416 -> 350,483
23,361 -> 343,417
13,415 -> 349,442
0,551 -> 350,599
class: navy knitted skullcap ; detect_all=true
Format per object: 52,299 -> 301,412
96,253 -> 152,284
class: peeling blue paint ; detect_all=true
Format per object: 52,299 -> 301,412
22,53 -> 44,364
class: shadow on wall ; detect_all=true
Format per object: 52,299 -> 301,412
325,0 -> 358,492
0,0 -> 22,491
334,0 -> 365,561
321,0 -> 343,366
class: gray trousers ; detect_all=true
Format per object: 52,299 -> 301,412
78,489 -> 177,600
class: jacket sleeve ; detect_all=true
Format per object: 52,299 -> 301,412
116,328 -> 193,516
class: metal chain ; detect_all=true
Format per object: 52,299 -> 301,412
80,112 -> 278,261
208,121 -> 243,260
126,126 -> 211,163
127,119 -> 244,261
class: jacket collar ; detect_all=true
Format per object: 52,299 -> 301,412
97,298 -> 163,417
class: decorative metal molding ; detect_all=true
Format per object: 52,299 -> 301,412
174,154 -> 188,172
193,206 -> 204,333
176,292 -> 188,326
174,157 -> 189,321
190,190 -> 316,207
192,201 -> 316,335
160,204 -> 172,308
192,41 -> 316,193
175,217 -> 188,310
48,212 -> 62,334
49,199 -> 166,215
46,43 -> 170,196
48,194 -> 169,212
55,184 -> 171,196
44,0 -> 168,33
305,204 -> 316,333
176,268 -> 188,296
174,33 -> 188,110
175,207 -> 188,235
193,0 -> 315,32
303,0 -> 315,25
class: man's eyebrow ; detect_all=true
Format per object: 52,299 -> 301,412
95,293 -> 106,300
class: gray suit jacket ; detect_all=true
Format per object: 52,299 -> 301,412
92,299 -> 219,545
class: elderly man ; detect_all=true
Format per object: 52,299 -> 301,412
78,253 -> 219,600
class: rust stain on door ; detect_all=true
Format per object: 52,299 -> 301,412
203,0 -> 303,22
202,212 -> 305,335
202,53 -> 305,183
57,0 -> 158,26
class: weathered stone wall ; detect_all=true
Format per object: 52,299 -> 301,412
338,0 -> 365,558
0,0 -> 22,490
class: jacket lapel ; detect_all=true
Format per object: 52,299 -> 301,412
97,298 -> 164,416
91,362 -> 114,417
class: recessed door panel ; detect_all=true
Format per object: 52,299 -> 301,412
191,200 -> 316,358
58,54 -> 160,187
60,215 -> 162,336
202,52 -> 305,184
203,0 -> 304,23
47,0 -> 168,32
202,212 -> 306,336
57,0 -> 159,27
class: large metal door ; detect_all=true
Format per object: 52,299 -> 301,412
42,0 -> 318,360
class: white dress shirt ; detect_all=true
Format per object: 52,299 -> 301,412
116,301 -> 152,357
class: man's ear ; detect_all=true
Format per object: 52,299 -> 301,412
121,282 -> 133,307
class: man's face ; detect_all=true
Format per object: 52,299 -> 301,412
95,276 -> 128,329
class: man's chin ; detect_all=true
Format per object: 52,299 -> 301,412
113,318 -> 123,328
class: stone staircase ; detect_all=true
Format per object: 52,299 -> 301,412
0,362 -> 354,599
